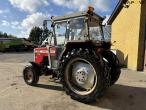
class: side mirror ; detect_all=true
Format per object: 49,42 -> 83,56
43,19 -> 53,29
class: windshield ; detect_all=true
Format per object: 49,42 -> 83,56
88,18 -> 104,41
68,18 -> 87,41
53,18 -> 87,45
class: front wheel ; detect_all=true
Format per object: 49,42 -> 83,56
23,66 -> 39,86
60,49 -> 108,103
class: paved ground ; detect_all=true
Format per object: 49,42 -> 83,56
0,52 -> 33,63
0,52 -> 146,110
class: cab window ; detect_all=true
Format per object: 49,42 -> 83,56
55,21 -> 67,46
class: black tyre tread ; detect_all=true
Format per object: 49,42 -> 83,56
60,49 -> 108,103
103,51 -> 121,85
23,66 -> 39,86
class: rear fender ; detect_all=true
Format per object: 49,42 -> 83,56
29,61 -> 40,68
59,41 -> 97,61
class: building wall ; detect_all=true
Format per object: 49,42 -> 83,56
111,0 -> 142,70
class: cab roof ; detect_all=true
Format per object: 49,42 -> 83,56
52,11 -> 104,22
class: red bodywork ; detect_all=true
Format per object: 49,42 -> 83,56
34,47 -> 57,64
34,47 -> 48,64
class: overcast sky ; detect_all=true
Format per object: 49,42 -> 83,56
0,0 -> 119,38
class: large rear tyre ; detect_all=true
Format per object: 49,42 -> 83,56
23,66 -> 39,86
103,51 -> 121,85
60,49 -> 108,103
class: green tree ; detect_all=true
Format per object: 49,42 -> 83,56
8,34 -> 17,38
0,32 -> 2,38
0,31 -> 16,38
29,27 -> 43,45
3,33 -> 8,38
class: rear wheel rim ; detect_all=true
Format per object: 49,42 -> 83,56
65,58 -> 97,95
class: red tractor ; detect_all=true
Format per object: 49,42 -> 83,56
23,7 -> 121,103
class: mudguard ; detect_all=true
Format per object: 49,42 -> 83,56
29,62 -> 41,76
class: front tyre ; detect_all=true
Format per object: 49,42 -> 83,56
23,66 -> 39,86
60,49 -> 107,103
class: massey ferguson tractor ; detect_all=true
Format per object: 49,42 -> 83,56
23,7 -> 121,103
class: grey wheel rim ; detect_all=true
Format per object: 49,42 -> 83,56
65,58 -> 97,95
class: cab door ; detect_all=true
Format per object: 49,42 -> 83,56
48,21 -> 67,69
